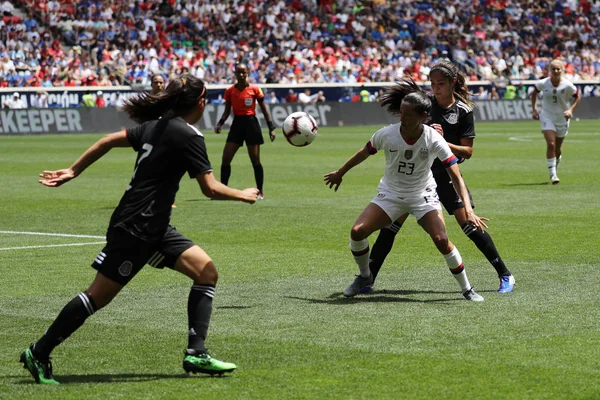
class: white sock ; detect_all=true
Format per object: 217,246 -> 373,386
547,157 -> 556,177
350,238 -> 370,277
443,247 -> 471,292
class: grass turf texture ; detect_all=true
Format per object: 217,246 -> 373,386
0,121 -> 599,400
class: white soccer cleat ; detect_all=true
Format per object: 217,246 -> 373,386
551,175 -> 560,185
462,287 -> 484,302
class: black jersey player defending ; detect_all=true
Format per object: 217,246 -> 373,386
20,75 -> 258,384
366,62 -> 515,294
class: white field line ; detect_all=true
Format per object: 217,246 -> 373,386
0,242 -> 105,251
0,230 -> 105,239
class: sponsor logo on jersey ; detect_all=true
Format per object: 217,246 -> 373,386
419,148 -> 429,159
244,98 -> 253,107
404,149 -> 413,159
443,112 -> 458,124
119,261 -> 133,276
389,149 -> 398,152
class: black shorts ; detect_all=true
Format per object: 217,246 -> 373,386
432,168 -> 475,215
226,115 -> 264,146
91,226 -> 195,285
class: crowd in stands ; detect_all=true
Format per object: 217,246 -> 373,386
1,0 -> 599,92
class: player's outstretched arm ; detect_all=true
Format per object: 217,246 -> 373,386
447,163 -> 488,231
196,171 -> 259,203
324,146 -> 370,191
39,130 -> 130,187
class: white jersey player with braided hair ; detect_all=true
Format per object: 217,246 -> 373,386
324,88 -> 488,302
531,59 -> 582,184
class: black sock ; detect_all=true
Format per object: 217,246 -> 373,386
462,223 -> 511,277
33,292 -> 97,359
369,221 -> 402,281
187,285 -> 215,353
252,163 -> 264,193
220,164 -> 231,186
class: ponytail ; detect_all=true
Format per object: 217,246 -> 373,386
378,77 -> 425,115
123,74 -> 206,124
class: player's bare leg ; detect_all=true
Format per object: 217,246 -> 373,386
419,210 -> 483,301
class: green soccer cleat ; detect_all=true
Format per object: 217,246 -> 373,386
20,347 -> 60,385
183,350 -> 237,376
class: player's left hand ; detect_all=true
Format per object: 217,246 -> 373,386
39,168 -> 76,187
269,130 -> 276,142
467,211 -> 489,231
324,171 -> 343,191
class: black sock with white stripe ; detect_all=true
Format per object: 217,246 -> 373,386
33,292 -> 97,359
462,223 -> 511,277
187,285 -> 215,353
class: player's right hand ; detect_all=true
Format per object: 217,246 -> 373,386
214,124 -> 222,134
467,211 -> 489,231
39,168 -> 76,187
532,110 -> 540,120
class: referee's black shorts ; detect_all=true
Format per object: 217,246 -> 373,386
91,225 -> 195,285
432,168 -> 475,215
226,115 -> 264,146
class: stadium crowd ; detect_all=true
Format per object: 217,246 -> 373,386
1,0 -> 599,89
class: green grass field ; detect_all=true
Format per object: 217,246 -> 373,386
1,121 -> 599,400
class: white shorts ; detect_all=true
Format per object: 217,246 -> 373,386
540,115 -> 570,138
370,187 -> 441,223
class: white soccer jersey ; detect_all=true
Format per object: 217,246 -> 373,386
368,123 -> 458,198
534,77 -> 578,122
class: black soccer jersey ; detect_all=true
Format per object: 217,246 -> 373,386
108,117 -> 212,242
427,94 -> 475,171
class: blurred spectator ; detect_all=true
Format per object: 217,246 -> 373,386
517,83 -> 529,100
285,90 -> 298,103
503,81 -> 517,100
359,86 -> 370,102
475,86 -> 489,100
81,91 -> 96,107
315,91 -> 327,102
298,89 -> 318,104
3,92 -> 25,108
31,90 -> 48,108
488,87 -> 500,100
95,91 -> 106,108
266,91 -> 280,104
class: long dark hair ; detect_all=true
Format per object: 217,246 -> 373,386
378,77 -> 425,115
429,61 -> 474,108
123,74 -> 206,124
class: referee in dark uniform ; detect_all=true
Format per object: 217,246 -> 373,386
20,75 -> 258,384
367,65 -> 515,294
215,63 -> 277,200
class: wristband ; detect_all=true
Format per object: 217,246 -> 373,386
267,120 -> 276,131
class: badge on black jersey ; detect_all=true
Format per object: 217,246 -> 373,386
443,112 -> 458,124
404,150 -> 413,160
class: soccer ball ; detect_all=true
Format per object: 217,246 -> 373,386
282,111 -> 318,147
